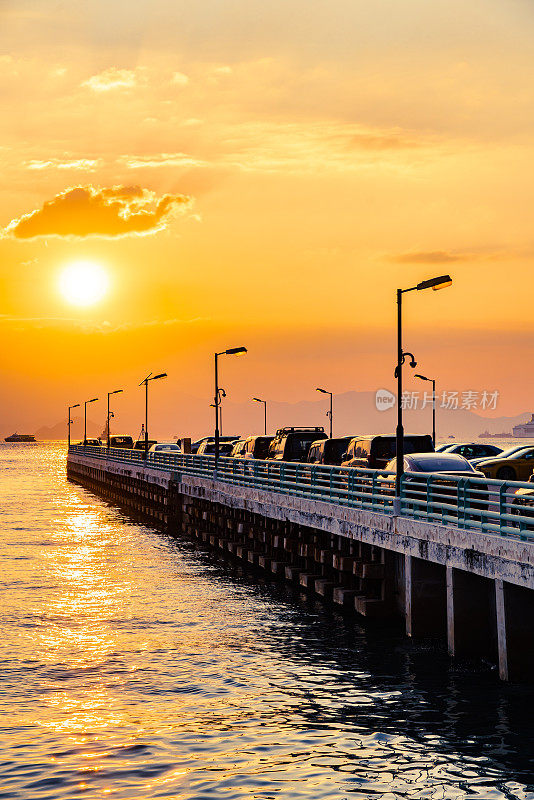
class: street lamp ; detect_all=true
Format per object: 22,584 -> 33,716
316,387 -> 333,438
139,372 -> 167,459
395,275 -> 452,505
415,374 -> 436,447
214,347 -> 247,467
67,403 -> 80,447
107,389 -> 123,448
84,398 -> 98,445
210,389 -> 226,434
252,397 -> 267,435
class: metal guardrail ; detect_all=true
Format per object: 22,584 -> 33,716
69,445 -> 534,540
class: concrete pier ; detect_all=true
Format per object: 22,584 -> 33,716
67,450 -> 534,682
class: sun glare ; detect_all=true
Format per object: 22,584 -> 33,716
59,261 -> 110,307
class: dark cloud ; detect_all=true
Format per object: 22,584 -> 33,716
3,185 -> 192,239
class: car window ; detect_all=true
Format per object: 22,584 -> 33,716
458,446 -> 475,459
286,435 -> 316,459
373,439 -> 395,459
409,456 -> 474,472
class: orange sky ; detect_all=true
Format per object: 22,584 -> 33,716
1,0 -> 534,436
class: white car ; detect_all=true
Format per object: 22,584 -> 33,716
149,442 -> 182,454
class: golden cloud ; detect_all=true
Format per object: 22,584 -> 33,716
82,68 -> 140,92
391,250 -> 461,264
3,185 -> 192,239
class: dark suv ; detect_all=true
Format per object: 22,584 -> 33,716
307,436 -> 355,466
109,435 -> 134,449
341,434 -> 434,470
267,427 -> 327,462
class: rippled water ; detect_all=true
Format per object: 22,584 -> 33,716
2,442 -> 534,799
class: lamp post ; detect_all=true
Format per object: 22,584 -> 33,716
214,347 -> 247,467
316,388 -> 333,438
210,391 -> 225,435
252,397 -> 267,435
139,372 -> 167,459
395,275 -> 452,505
84,397 -> 98,445
68,403 -> 80,447
415,374 -> 436,447
107,389 -> 123,448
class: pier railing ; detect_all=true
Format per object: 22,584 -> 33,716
69,445 -> 534,540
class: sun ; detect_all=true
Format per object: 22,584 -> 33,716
59,261 -> 110,306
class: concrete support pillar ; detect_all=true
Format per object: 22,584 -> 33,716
497,581 -> 534,682
495,579 -> 508,681
446,567 -> 496,660
405,554 -> 446,638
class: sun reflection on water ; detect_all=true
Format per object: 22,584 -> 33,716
1,443 -> 533,800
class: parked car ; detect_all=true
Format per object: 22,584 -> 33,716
512,474 -> 534,529
307,436 -> 355,466
82,438 -> 101,446
191,435 -> 239,454
230,439 -> 247,457
476,447 -> 534,481
382,453 -> 488,513
133,439 -> 157,450
196,440 -> 234,456
341,434 -> 434,470
386,452 -> 486,477
439,442 -> 503,460
435,443 -> 455,452
149,442 -> 182,453
470,445 -> 534,468
232,435 -> 274,459
266,427 -> 327,462
108,435 -> 134,449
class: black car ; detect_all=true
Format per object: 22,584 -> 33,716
307,436 -> 355,466
440,442 -> 503,461
341,434 -> 434,470
108,435 -> 134,449
266,427 -> 327,462
133,439 -> 157,450
383,453 -> 489,515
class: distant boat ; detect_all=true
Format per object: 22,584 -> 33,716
478,430 -> 514,439
512,413 -> 534,438
4,432 -> 36,442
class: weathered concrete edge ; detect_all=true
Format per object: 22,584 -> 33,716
67,454 -> 534,589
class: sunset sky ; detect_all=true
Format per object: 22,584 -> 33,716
1,0 -> 534,436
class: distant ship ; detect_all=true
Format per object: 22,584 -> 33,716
479,430 -> 514,439
512,413 -> 534,438
4,433 -> 36,442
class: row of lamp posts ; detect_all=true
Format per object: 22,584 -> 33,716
67,375 -> 166,459
69,272 -> 451,505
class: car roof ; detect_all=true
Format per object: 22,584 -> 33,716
351,433 -> 430,440
406,452 -> 469,462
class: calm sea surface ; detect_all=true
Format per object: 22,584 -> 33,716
1,441 -> 534,800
